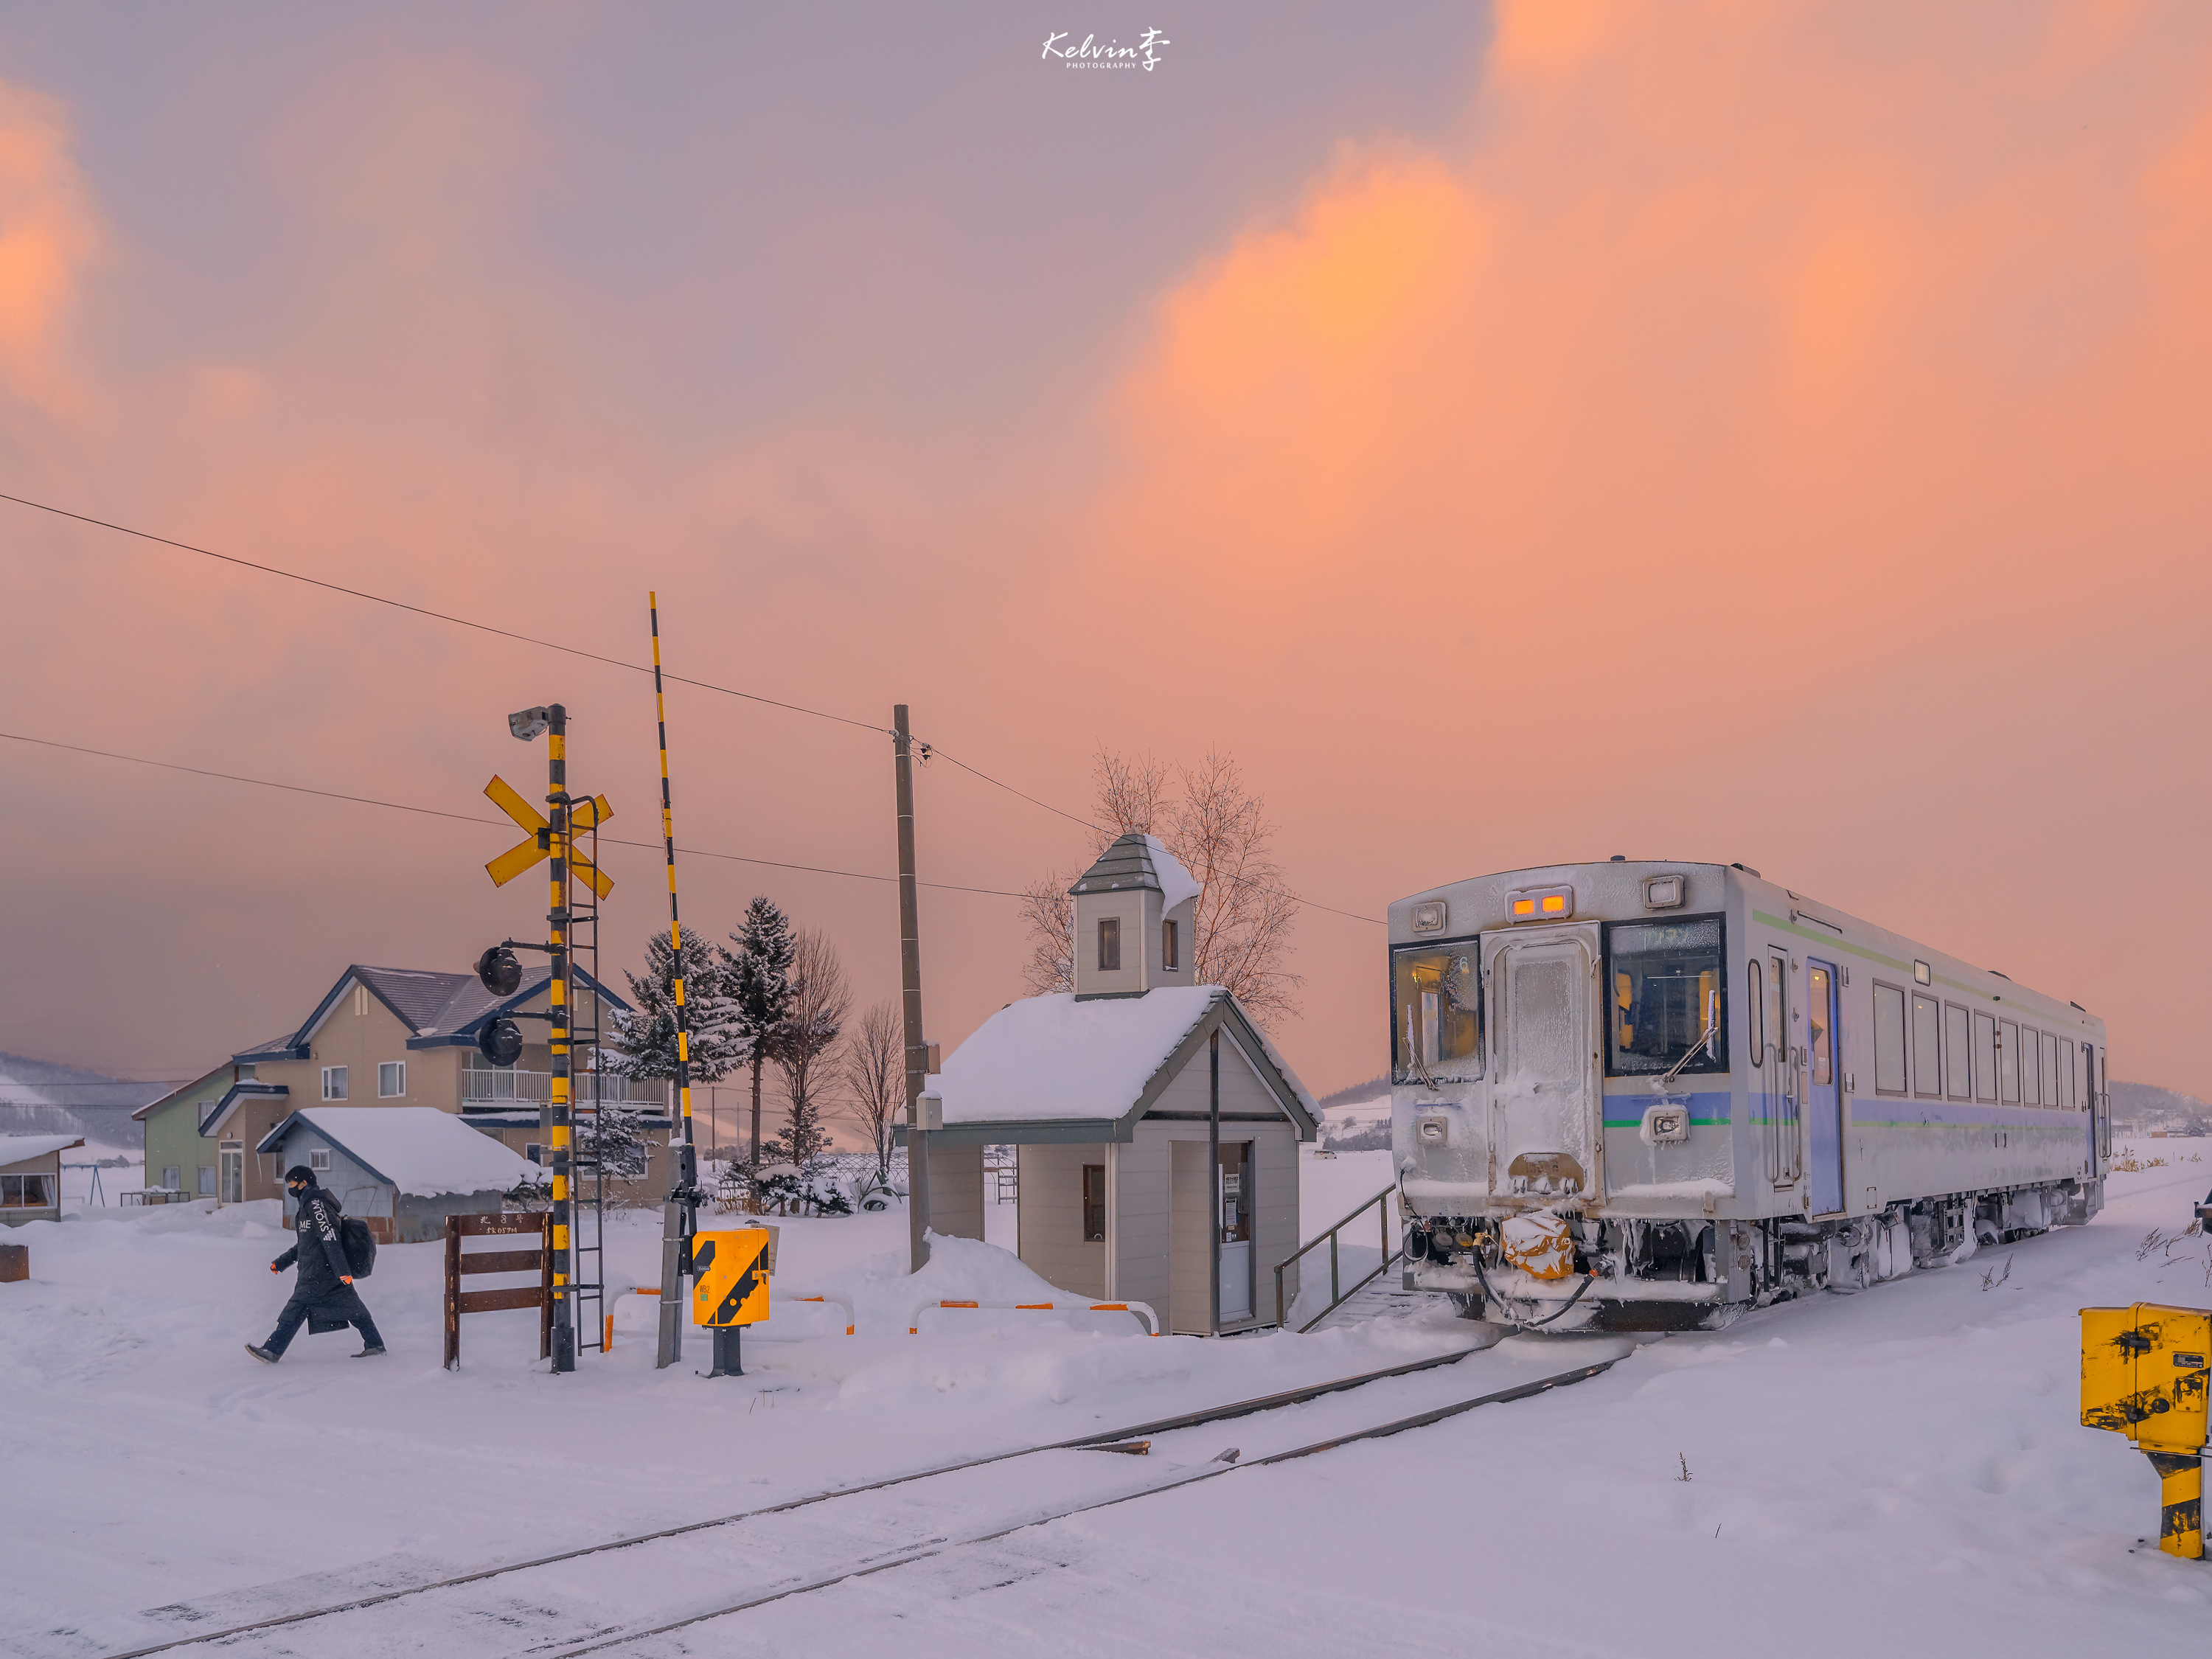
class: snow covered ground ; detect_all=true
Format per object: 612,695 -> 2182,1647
4,1141 -> 2210,1655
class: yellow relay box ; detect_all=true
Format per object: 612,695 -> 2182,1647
692,1230 -> 771,1329
2081,1303 -> 2211,1560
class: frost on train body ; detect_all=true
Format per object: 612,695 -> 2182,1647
1390,860 -> 2111,1332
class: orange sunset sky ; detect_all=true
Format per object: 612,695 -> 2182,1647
1,2 -> 2207,1106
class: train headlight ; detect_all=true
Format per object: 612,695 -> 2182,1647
1644,874 -> 1685,909
1411,900 -> 1447,933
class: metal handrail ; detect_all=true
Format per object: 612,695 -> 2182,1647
1273,1183 -> 1402,1333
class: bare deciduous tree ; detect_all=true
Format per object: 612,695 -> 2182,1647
1020,747 -> 1302,1024
841,1000 -> 905,1183
767,929 -> 849,1170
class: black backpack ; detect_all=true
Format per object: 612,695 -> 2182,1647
340,1216 -> 378,1279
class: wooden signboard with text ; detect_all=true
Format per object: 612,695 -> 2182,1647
443,1211 -> 554,1370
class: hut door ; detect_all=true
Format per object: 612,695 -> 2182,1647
1218,1141 -> 1253,1322
218,1147 -> 243,1206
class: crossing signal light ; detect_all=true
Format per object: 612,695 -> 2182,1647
476,946 -> 523,998
478,1018 -> 524,1068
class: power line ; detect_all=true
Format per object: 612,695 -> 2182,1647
0,491 -> 888,736
0,731 -> 1026,900
1,490 -> 1380,925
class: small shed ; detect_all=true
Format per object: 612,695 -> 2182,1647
1,1135 -> 83,1227
256,1107 -> 541,1243
919,835 -> 1319,1334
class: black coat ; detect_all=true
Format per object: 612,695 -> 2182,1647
272,1185 -> 355,1293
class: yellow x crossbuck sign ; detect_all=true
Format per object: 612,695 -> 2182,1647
482,775 -> 614,897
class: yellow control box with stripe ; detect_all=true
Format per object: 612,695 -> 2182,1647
692,1230 -> 771,1329
2082,1302 -> 2211,1559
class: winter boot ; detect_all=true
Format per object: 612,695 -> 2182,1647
352,1346 -> 388,1357
245,1345 -> 279,1364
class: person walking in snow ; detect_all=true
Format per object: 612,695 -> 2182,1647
246,1165 -> 386,1362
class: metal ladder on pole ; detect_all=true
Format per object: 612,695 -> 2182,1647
567,812 -> 607,1354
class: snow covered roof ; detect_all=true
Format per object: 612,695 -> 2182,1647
923,987 -> 1318,1141
255,1107 -> 540,1198
0,1133 -> 86,1165
1069,834 -> 1202,914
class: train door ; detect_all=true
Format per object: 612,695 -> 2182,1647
2094,1046 -> 2111,1168
1484,925 -> 1600,1200
1752,950 -> 1801,1189
1805,959 -> 1844,1215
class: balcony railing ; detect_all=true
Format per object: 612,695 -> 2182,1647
461,1069 -> 669,1110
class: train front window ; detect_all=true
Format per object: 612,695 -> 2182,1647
1606,917 -> 1725,1077
1392,942 -> 1481,1084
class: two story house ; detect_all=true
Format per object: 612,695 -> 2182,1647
137,963 -> 669,1208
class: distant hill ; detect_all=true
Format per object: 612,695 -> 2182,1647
1315,1073 -> 1388,1110
0,1053 -> 184,1150
2111,1080 -> 2209,1134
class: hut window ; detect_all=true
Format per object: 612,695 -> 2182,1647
378,1061 -> 406,1098
1098,917 -> 1121,972
1,1174 -> 53,1207
308,1149 -> 332,1173
321,1065 -> 348,1101
1082,1164 -> 1106,1242
1162,918 -> 1179,970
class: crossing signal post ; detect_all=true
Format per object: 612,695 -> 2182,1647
2081,1301 -> 2210,1559
647,594 -> 704,1371
480,703 -> 616,1376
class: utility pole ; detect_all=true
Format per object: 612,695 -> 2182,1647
894,704 -> 931,1272
546,703 -> 576,1374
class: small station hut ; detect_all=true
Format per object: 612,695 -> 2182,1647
921,835 -> 1318,1333
257,1107 -> 540,1242
1,1135 -> 83,1227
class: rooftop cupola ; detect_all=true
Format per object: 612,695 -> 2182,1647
1070,833 -> 1202,1000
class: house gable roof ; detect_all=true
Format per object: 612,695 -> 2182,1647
919,987 -> 1318,1146
133,1062 -> 235,1121
201,1080 -> 291,1138
234,962 -> 632,1064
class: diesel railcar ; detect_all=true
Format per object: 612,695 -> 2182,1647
1391,860 -> 2112,1330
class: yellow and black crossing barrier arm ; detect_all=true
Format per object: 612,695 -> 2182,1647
650,593 -> 703,1371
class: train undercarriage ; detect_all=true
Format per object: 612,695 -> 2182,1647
1405,1178 -> 2104,1332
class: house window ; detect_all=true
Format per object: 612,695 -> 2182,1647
0,1174 -> 53,1208
308,1149 -> 331,1172
353,984 -> 369,1017
322,1065 -> 348,1100
1082,1164 -> 1106,1242
1162,918 -> 1179,971
161,1165 -> 181,1190
378,1061 -> 405,1098
1098,917 -> 1121,972
198,1166 -> 217,1197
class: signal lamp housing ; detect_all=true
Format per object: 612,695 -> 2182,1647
476,945 -> 523,998
478,1018 -> 524,1068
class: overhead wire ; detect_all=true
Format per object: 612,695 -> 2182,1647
0,731 -> 1026,899
0,490 -> 1380,924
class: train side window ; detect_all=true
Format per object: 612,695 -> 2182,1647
1999,1019 -> 2021,1103
1807,966 -> 1832,1085
2054,1040 -> 2073,1110
1764,957 -> 1784,1065
1944,1004 -> 1971,1099
1872,984 -> 1907,1095
2020,1026 -> 2042,1106
1972,1010 -> 1997,1102
2072,1042 -> 2089,1113
1747,959 -> 1765,1065
1911,993 -> 1941,1099
2041,1032 -> 2061,1110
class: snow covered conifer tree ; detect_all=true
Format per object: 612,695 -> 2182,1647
605,928 -> 746,1084
724,896 -> 796,1166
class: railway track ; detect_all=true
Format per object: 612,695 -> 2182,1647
86,1346 -> 1616,1659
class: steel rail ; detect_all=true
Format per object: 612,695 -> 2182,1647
90,1344 -> 1489,1659
546,1357 -> 1620,1658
